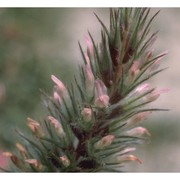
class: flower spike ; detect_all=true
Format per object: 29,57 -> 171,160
3,8 -> 168,172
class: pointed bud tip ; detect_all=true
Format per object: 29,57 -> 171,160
128,155 -> 142,164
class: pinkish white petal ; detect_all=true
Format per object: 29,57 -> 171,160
118,147 -> 136,155
135,83 -> 150,93
52,91 -> 62,104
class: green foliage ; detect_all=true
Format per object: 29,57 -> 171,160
2,8 -> 167,172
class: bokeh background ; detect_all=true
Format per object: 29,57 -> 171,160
0,8 -> 179,172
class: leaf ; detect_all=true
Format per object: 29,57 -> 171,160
94,12 -> 110,40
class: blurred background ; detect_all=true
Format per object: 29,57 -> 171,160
0,8 -> 179,172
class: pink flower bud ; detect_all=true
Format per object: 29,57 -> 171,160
118,147 -> 136,155
27,117 -> 44,138
135,83 -> 150,93
51,75 -> 68,98
52,91 -> 62,104
94,135 -> 115,149
126,127 -> 151,137
116,155 -> 142,164
128,61 -> 140,82
95,95 -> 109,108
16,143 -> 27,160
25,159 -> 44,171
59,156 -> 70,167
81,108 -> 92,122
48,116 -> 65,137
85,65 -> 94,83
94,79 -> 109,108
127,111 -> 151,127
84,64 -> 94,96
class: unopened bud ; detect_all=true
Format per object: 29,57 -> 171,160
25,159 -> 44,171
95,95 -> 109,108
94,79 -> 109,108
16,143 -> 27,160
116,155 -> 142,164
81,108 -> 92,122
118,147 -> 136,155
84,64 -> 94,97
94,135 -> 115,149
127,112 -> 151,127
48,116 -> 65,137
52,90 -> 62,104
135,83 -> 150,94
51,75 -> 68,98
27,117 -> 44,138
126,127 -> 151,137
59,156 -> 70,167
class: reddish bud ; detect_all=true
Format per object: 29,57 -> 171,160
94,135 -> 115,149
27,117 -> 44,138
